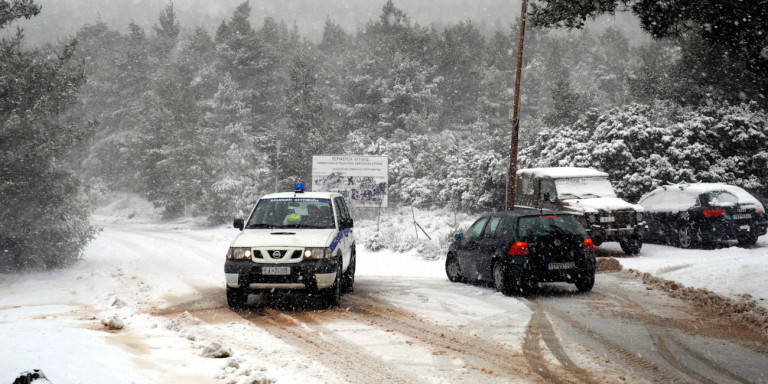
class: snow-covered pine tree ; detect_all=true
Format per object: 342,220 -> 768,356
1,0 -> 97,270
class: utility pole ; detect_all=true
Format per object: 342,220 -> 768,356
507,0 -> 527,211
275,140 -> 280,193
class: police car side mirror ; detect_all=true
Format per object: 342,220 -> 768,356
454,233 -> 463,241
233,218 -> 244,231
340,218 -> 354,229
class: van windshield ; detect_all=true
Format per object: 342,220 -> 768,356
246,198 -> 334,229
555,177 -> 617,199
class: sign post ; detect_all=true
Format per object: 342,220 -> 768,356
312,155 -> 389,208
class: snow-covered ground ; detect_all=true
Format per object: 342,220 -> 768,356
1,197 -> 767,383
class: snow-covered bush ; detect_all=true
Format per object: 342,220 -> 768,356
355,206 -> 475,259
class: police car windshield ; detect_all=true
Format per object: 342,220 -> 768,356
246,198 -> 334,229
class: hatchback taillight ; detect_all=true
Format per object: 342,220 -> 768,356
703,209 -> 725,218
508,241 -> 529,255
584,238 -> 595,252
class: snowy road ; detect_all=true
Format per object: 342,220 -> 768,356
2,220 -> 768,383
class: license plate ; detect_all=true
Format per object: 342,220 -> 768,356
733,213 -> 752,220
740,225 -> 750,231
548,262 -> 575,271
599,216 -> 615,223
262,266 -> 290,275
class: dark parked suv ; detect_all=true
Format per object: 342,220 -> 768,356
445,208 -> 596,295
638,183 -> 768,248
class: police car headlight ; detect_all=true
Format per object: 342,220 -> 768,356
227,247 -> 252,260
304,247 -> 331,259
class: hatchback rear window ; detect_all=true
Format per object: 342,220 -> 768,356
518,215 -> 586,237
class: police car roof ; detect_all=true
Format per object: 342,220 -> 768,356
259,191 -> 340,200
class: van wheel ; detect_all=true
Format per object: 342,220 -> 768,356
619,235 -> 642,255
341,253 -> 356,293
226,286 -> 247,309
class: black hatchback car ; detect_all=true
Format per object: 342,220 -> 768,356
445,208 -> 596,295
638,183 -> 768,248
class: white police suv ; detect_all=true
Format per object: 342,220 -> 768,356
225,183 -> 355,308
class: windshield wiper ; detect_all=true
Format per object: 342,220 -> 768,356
559,193 -> 581,199
245,223 -> 279,229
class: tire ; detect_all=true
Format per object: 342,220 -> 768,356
226,286 -> 247,309
492,262 -> 513,296
341,253 -> 356,294
677,225 -> 697,249
574,274 -> 595,293
323,263 -> 342,308
619,235 -> 642,255
738,233 -> 758,247
445,254 -> 463,282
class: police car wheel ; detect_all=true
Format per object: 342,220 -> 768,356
341,253 -> 356,294
324,263 -> 342,308
226,286 -> 247,309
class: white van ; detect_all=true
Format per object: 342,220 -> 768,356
224,183 -> 355,308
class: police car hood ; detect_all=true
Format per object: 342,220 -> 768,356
561,197 -> 643,214
231,229 -> 336,248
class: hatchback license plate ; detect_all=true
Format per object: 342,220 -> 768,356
262,266 -> 290,275
548,262 -> 575,270
733,213 -> 752,220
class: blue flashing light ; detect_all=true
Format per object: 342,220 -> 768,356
294,182 -> 305,193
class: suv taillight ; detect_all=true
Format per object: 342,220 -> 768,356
508,241 -> 529,255
703,209 -> 725,218
584,238 -> 595,252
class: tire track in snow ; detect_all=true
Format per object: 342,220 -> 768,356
237,307 -> 420,384
599,290 -> 754,384
523,300 -> 601,384
340,294 -> 549,383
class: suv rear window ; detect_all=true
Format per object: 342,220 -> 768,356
246,198 -> 334,229
518,215 -> 587,238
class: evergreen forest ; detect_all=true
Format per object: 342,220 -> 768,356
2,0 -> 767,269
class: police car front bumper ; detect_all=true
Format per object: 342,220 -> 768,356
225,258 -> 339,291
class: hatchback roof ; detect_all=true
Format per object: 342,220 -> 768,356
488,207 -> 575,217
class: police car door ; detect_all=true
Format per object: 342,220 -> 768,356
333,196 -> 353,271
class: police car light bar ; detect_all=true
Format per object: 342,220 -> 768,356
294,182 -> 305,193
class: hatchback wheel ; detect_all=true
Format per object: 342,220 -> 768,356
493,262 -> 513,295
574,275 -> 595,293
445,255 -> 463,282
